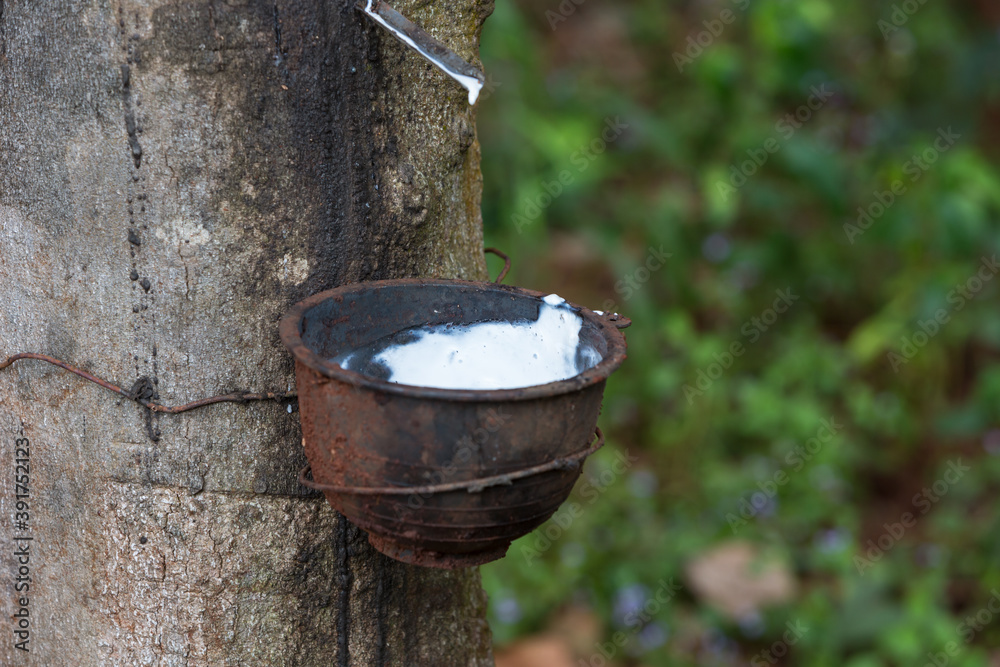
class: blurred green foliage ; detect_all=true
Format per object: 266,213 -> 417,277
477,0 -> 1000,664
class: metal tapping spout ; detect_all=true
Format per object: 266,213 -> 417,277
358,0 -> 487,105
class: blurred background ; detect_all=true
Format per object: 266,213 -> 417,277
476,1 -> 1000,665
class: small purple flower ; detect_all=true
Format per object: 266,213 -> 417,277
814,528 -> 849,554
636,622 -> 669,651
983,429 -> 1000,456
495,597 -> 522,625
612,583 -> 650,627
702,627 -> 738,661
702,233 -> 731,263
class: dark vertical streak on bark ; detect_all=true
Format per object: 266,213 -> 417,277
147,336 -> 160,442
401,566 -> 416,662
0,0 -> 6,59
272,2 -> 282,61
121,64 -> 142,168
375,555 -> 387,665
143,408 -> 159,442
336,513 -> 351,667
121,40 -> 155,442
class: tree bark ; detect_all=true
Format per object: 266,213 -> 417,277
0,0 -> 494,664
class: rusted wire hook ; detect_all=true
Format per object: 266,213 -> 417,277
484,247 -> 510,284
0,352 -> 296,414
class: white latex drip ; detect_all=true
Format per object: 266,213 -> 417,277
363,1 -> 484,105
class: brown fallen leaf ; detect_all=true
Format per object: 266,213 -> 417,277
685,540 -> 797,620
548,604 -> 604,657
495,635 -> 576,667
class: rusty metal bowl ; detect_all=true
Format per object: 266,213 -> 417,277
279,278 -> 628,568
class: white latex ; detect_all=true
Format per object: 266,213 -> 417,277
373,294 -> 598,390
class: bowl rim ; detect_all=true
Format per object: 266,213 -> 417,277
278,278 -> 628,403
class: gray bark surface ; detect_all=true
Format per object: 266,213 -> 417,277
0,0 -> 494,664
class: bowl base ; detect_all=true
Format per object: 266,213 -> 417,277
366,532 -> 510,569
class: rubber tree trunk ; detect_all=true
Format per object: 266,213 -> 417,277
0,0 -> 494,664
